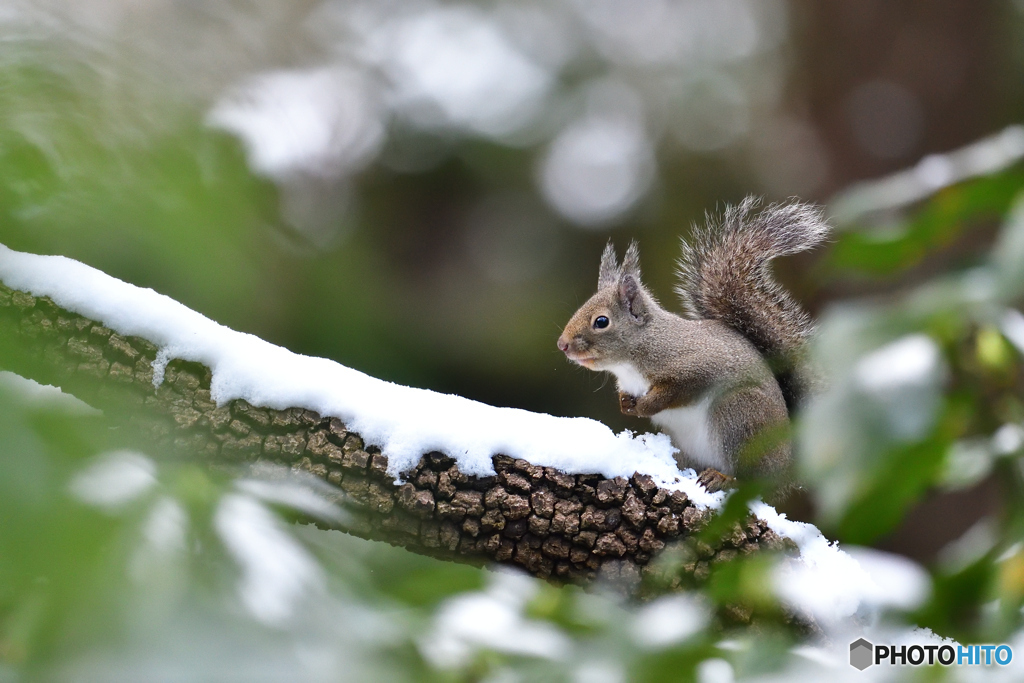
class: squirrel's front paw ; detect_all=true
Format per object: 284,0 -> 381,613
697,468 -> 735,493
618,392 -> 639,415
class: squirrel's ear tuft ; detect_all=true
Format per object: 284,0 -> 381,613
619,274 -> 647,322
598,241 -> 620,289
621,241 -> 642,279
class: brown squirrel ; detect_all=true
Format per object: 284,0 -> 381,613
556,197 -> 829,494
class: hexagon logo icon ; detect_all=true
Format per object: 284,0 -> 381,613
850,638 -> 874,670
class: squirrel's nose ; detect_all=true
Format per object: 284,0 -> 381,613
557,336 -> 570,353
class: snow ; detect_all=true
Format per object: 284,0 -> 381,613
1,243 -> 931,628
630,594 -> 708,649
842,547 -> 931,612
751,501 -> 930,629
0,370 -> 101,416
69,450 -> 158,511
1003,308 -> 1024,355
696,658 -> 734,683
129,495 -> 189,586
830,124 -> 1024,223
215,493 -> 325,625
420,569 -> 570,668
0,244 -> 719,507
236,472 -> 349,526
853,333 -> 941,393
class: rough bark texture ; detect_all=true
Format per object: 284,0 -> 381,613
0,280 -> 786,588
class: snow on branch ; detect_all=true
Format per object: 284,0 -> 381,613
0,245 -> 926,628
0,245 -> 716,504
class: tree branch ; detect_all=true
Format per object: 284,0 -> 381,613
0,280 -> 786,589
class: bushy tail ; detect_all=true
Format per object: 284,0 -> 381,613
676,197 -> 829,411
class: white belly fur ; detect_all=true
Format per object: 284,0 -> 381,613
607,363 -> 650,396
607,363 -> 726,472
651,397 -> 727,473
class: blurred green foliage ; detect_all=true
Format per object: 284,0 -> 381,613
2,3 -> 1024,681
3,166 -> 1022,678
828,172 -> 1024,276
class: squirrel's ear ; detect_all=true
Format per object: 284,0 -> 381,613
619,274 -> 647,322
598,241 -> 620,289
621,241 -> 641,279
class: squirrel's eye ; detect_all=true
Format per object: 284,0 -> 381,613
593,316 -> 610,329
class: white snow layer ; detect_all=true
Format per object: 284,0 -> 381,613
0,244 -> 717,506
0,370 -> 101,416
0,244 -> 929,626
752,501 -> 930,627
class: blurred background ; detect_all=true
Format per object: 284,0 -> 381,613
1,0 -> 1019,421
2,1 -> 1024,680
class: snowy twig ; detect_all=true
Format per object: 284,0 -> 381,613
829,124 -> 1024,226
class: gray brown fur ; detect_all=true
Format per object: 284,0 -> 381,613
557,198 -> 829,490
677,197 -> 829,411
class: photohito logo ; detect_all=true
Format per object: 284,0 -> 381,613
849,638 -> 1013,670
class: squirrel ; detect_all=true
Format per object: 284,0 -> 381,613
556,197 -> 829,495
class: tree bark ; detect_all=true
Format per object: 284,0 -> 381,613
0,280 -> 786,590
